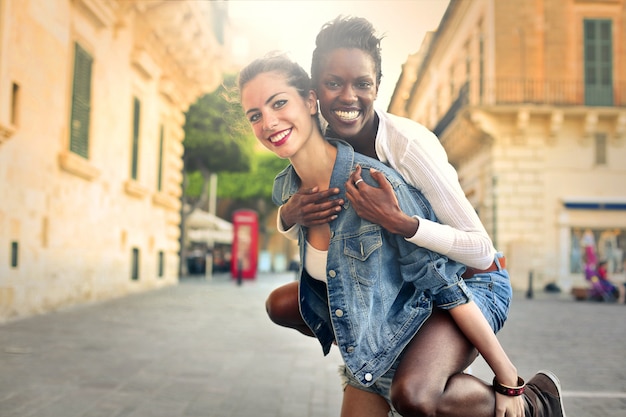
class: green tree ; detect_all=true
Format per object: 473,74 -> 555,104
218,151 -> 288,201
218,151 -> 290,250
182,73 -> 254,207
180,73 -> 254,276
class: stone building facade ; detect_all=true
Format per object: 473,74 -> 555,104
0,0 -> 227,321
389,0 -> 626,291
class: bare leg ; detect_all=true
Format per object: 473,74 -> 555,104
341,385 -> 391,417
390,309 -> 495,417
265,281 -> 314,336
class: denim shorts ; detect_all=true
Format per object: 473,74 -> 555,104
339,255 -> 512,416
340,361 -> 403,417
463,255 -> 512,334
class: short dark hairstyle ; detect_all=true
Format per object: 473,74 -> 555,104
311,16 -> 384,89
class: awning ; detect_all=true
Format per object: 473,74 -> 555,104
186,209 -> 233,244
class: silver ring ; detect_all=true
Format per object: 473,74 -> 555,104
354,178 -> 364,188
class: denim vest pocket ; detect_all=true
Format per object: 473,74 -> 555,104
343,230 -> 383,286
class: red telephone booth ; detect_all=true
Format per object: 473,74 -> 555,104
231,209 -> 259,280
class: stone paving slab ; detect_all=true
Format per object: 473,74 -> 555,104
472,293 -> 626,417
0,272 -> 624,417
0,273 -> 343,417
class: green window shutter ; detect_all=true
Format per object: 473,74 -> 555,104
10,241 -> 19,268
157,124 -> 164,191
158,250 -> 164,278
69,43 -> 93,158
131,97 -> 140,180
584,19 -> 613,106
595,133 -> 607,165
131,247 -> 140,280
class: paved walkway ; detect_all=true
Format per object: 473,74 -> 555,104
1,272 -> 625,417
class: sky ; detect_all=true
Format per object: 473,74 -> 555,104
227,0 -> 450,108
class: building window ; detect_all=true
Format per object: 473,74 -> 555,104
10,82 -> 19,126
595,133 -> 607,165
10,241 -> 18,268
42,217 -> 49,248
158,251 -> 164,278
479,32 -> 484,102
157,125 -> 164,191
69,43 -> 93,158
464,41 -> 471,89
131,247 -> 140,280
571,228 -> 625,274
131,97 -> 141,180
584,19 -> 613,106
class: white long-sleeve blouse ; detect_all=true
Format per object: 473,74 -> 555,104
277,107 -> 497,269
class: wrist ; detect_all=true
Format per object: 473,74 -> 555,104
393,214 -> 419,238
493,376 -> 525,396
279,208 -> 295,230
280,216 -> 295,230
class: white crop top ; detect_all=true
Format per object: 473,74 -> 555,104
304,241 -> 328,282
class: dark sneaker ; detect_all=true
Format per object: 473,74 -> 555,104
523,370 -> 566,417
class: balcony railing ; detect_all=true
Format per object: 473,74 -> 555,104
433,78 -> 626,136
487,78 -> 626,107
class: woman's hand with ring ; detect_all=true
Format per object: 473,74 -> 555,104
346,165 -> 419,237
280,186 -> 343,228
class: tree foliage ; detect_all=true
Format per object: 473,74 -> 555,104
182,73 -> 255,207
179,73 -> 256,276
218,151 -> 290,250
183,73 -> 254,178
218,151 -> 289,202
179,72 -> 294,262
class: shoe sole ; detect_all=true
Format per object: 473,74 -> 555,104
536,369 -> 567,417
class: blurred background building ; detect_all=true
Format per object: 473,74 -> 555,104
0,0 -> 228,321
389,0 -> 626,291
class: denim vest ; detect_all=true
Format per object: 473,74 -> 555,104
272,140 -> 470,387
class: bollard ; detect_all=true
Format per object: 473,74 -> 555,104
205,253 -> 213,281
526,270 -> 534,299
237,259 -> 243,286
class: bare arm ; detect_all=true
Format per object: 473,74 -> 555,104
449,302 -> 524,417
347,161 -> 495,269
370,115 -> 497,268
